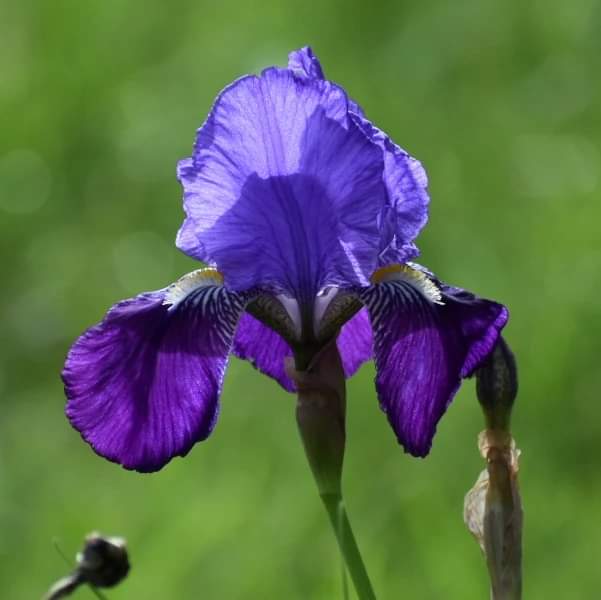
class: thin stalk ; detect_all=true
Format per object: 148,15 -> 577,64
485,441 -> 522,600
321,493 -> 376,600
465,337 -> 522,600
338,507 -> 350,600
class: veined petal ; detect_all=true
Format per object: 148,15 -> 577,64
177,65 -> 388,298
438,284 -> 509,378
232,312 -> 295,392
287,47 -> 367,116
351,115 -> 430,266
233,307 -> 374,392
286,46 -> 429,264
360,273 -> 507,457
63,282 -> 246,472
337,307 -> 373,377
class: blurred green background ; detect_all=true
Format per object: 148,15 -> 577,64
1,0 -> 600,597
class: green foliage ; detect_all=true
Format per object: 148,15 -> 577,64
1,0 -> 600,597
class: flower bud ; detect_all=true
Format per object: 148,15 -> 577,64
77,533 -> 130,588
466,337 -> 522,599
476,337 -> 518,431
44,533 -> 130,599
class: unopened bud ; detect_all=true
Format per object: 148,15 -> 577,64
476,337 -> 518,431
44,533 -> 130,599
77,533 -> 130,588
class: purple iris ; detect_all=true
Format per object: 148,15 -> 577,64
63,47 -> 507,472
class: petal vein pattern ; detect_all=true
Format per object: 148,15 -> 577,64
176,68 -> 388,298
285,47 -> 430,267
361,279 -> 507,457
63,285 -> 247,472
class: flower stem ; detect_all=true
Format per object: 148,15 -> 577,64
465,338 -> 522,600
321,493 -> 376,600
289,341 -> 377,600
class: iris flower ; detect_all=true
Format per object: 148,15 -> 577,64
63,47 -> 507,473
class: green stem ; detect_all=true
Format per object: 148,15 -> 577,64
290,342 -> 376,599
321,493 -> 376,600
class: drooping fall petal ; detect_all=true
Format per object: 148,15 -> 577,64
63,285 -> 246,472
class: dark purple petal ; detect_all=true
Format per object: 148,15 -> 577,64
63,286 -> 245,472
337,307 -> 373,377
232,312 -> 295,392
361,279 -> 507,457
177,68 -> 387,297
438,284 -> 510,377
288,46 -> 325,79
233,307 -> 373,392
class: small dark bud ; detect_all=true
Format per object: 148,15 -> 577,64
44,533 -> 130,600
77,533 -> 130,588
476,337 -> 518,431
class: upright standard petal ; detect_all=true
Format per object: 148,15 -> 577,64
361,273 -> 507,457
63,284 -> 246,472
177,66 -> 388,299
350,117 -> 429,266
288,46 -> 325,80
286,46 -> 430,265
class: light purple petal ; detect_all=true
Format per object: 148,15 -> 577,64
177,68 -> 387,297
360,279 -> 507,457
351,115 -> 430,266
287,46 -> 429,264
287,46 -> 325,80
233,307 -> 373,391
63,286 -> 245,472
